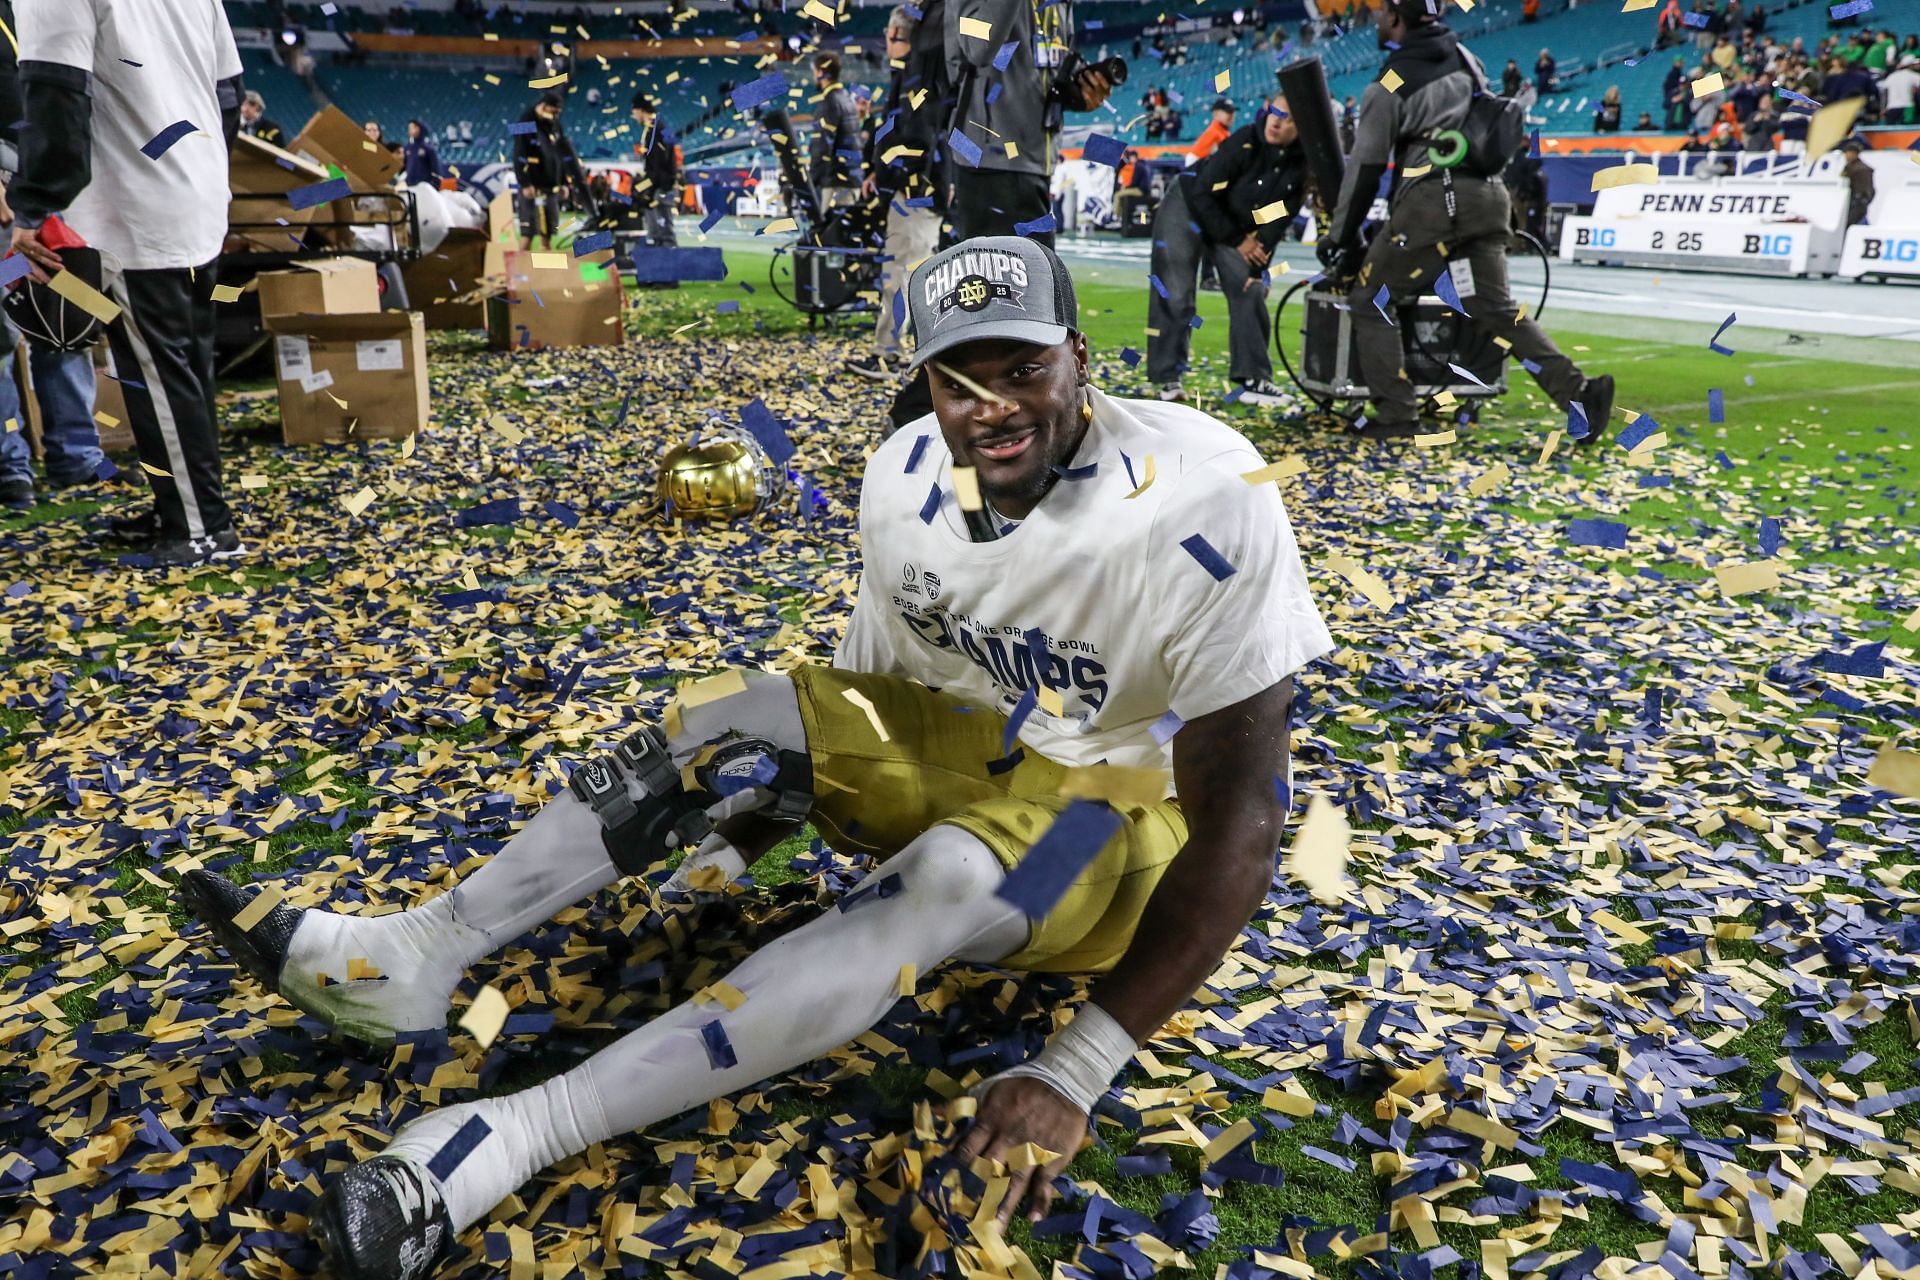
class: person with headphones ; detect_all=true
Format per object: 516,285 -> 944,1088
1318,0 -> 1614,441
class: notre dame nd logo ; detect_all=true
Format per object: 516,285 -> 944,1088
955,275 -> 992,311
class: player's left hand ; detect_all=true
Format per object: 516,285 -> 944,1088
9,224 -> 59,282
952,1076 -> 1091,1227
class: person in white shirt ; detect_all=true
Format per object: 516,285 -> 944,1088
178,237 -> 1333,1280
1884,55 -> 1920,125
9,0 -> 248,567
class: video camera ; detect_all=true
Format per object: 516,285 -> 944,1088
1048,53 -> 1128,109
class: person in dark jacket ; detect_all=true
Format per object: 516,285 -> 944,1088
630,93 -> 681,245
1663,57 -> 1690,129
512,91 -> 581,249
239,90 -> 286,146
1534,49 -> 1556,94
809,53 -> 862,205
1501,59 -> 1524,96
1146,100 -> 1306,408
402,118 -> 439,186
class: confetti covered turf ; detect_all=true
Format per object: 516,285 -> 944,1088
2,260 -> 1919,1280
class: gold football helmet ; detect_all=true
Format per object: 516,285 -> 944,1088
658,426 -> 784,520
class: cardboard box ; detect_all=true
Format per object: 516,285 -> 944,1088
486,249 -> 626,352
272,312 -> 429,445
257,259 -> 381,330
403,228 -> 490,329
481,191 -> 520,282
289,105 -> 402,192
228,133 -> 332,253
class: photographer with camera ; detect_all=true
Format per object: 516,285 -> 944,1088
944,0 -> 1122,244
1147,99 -> 1306,408
1319,0 -> 1614,441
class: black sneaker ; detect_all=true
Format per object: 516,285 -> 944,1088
101,508 -> 162,545
0,480 -> 32,510
310,1156 -> 453,1280
1233,379 -> 1291,408
177,870 -> 307,999
144,528 -> 248,568
1355,415 -> 1422,440
849,355 -> 900,381
1574,374 -> 1615,446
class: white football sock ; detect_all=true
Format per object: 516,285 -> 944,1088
389,824 -> 1028,1233
661,832 -> 748,896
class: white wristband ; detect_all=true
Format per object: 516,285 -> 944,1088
662,835 -> 746,894
972,1003 -> 1138,1115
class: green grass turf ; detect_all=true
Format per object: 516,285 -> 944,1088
3,235 -> 1916,1276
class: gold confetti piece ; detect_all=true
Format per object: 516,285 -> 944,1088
1003,140 -> 1019,159
1035,685 -> 1065,716
1401,164 -> 1432,179
529,72 -> 568,88
951,466 -> 983,511
1288,794 -> 1350,903
229,884 -> 286,933
1202,1116 -> 1258,1163
139,460 -> 171,478
697,981 -> 748,1010
958,15 -> 993,38
1621,0 -> 1658,9
400,433 -> 416,458
800,0 -> 837,21
1414,430 -> 1457,448
1262,1085 -> 1317,1117
1591,162 -> 1659,191
530,252 -> 570,270
1381,69 -> 1404,92
1004,1141 -> 1061,1170
1591,909 -> 1651,944
1866,746 -> 1920,799
1324,552 -> 1395,611
1713,560 -> 1780,598
1691,72 -> 1724,98
1057,765 -> 1170,812
765,217 -> 798,236
1123,454 -> 1156,499
1806,95 -> 1866,165
49,269 -> 123,324
896,964 -> 916,996
677,669 -> 750,709
1214,70 -> 1230,92
340,486 -> 378,517
346,956 -> 384,980
1900,603 -> 1920,632
1469,461 -> 1511,497
1241,456 -> 1307,484
1252,201 -> 1289,225
489,414 -> 526,444
841,688 -> 890,741
685,862 -> 730,893
212,284 -> 245,304
1537,430 -> 1564,464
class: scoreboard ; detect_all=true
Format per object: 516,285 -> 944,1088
1559,178 -> 1848,277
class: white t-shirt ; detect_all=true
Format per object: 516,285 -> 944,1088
835,389 -> 1334,777
17,0 -> 242,271
1885,68 -> 1920,112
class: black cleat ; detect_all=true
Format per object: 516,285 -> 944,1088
177,869 -> 306,999
100,507 -> 162,545
311,1156 -> 452,1280
1574,374 -> 1615,446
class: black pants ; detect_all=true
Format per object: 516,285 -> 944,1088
103,261 -> 232,541
948,169 -> 1052,246
1146,184 -> 1273,385
518,187 -> 560,241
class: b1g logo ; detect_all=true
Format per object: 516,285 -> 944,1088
1859,238 -> 1920,262
1574,227 -> 1617,247
1742,234 -> 1794,256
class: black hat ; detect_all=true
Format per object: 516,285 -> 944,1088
5,248 -> 108,353
632,92 -> 656,112
1211,97 -> 1236,113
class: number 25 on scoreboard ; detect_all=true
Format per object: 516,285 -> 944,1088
1649,230 -> 1704,252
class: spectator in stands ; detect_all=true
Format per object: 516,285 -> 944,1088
1663,58 -> 1690,128
1745,4 -> 1766,35
1884,56 -> 1920,126
1657,0 -> 1683,49
1502,59 -> 1524,96
1592,87 -> 1623,131
1744,95 -> 1778,145
402,120 -> 440,186
1841,138 -> 1873,225
1710,36 -> 1737,72
808,53 -> 861,207
1634,110 -> 1656,129
1901,35 -> 1919,60
629,95 -> 681,248
239,91 -> 285,147
1535,50 -> 1556,94
363,119 -> 384,145
1523,0 -> 1539,22
1188,99 -> 1236,165
1821,55 -> 1879,118
513,92 -> 582,250
1864,28 -> 1897,74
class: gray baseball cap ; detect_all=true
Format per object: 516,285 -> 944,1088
905,236 -> 1078,373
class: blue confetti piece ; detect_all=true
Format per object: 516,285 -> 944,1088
1002,686 -> 1038,755
1568,517 -> 1629,550
140,120 -> 199,160
1119,346 -> 1141,367
986,81 -> 1003,105
0,256 -> 30,288
1180,533 -> 1236,581
3,581 -> 29,599
1682,10 -> 1709,25
837,872 -> 903,912
288,177 -> 351,210
1714,449 -> 1736,470
572,230 -> 614,256
1447,361 -> 1492,390
426,1114 -> 492,1180
1566,399 -> 1590,441
1014,212 -> 1057,237
1758,515 -> 1781,556
701,1020 -> 738,1069
700,206 -> 726,233
1373,285 -> 1395,324
1149,274 -> 1169,300
892,289 -> 906,334
1189,314 -> 1203,330
1053,461 -> 1098,480
1709,312 -> 1737,356
716,300 -> 741,313
508,120 -> 539,135
1708,388 -> 1725,423
919,482 -> 942,523
1116,1153 -> 1173,1177
1777,87 -> 1822,110
1616,413 -> 1660,452
1149,710 -> 1184,745
1521,357 -> 1543,374
905,434 -> 930,474
739,397 -> 795,463
1820,643 -> 1886,677
992,40 -> 1019,70
994,801 -> 1124,920
94,457 -> 119,481
1433,269 -> 1466,315
1083,133 -> 1126,168
1829,0 -> 1872,17
732,71 -> 790,111
544,501 -> 580,529
948,128 -> 983,168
